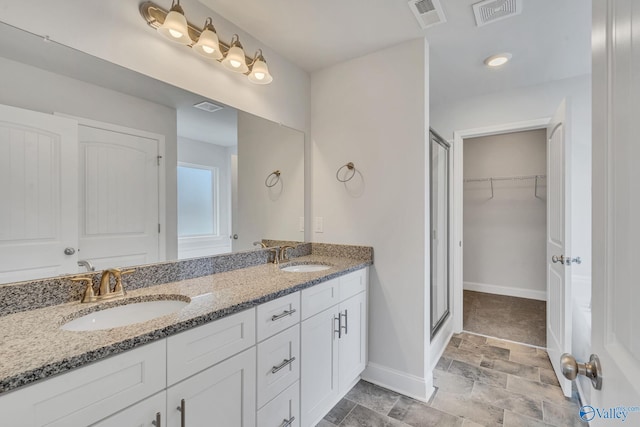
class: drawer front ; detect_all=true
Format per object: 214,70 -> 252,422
257,381 -> 299,427
91,391 -> 166,427
167,308 -> 256,385
301,278 -> 340,320
257,324 -> 300,408
0,340 -> 166,427
339,268 -> 367,301
257,292 -> 300,342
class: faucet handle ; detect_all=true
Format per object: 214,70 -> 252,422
71,276 -> 97,303
112,268 -> 135,295
280,246 -> 295,261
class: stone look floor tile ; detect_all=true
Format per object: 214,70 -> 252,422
435,355 -> 453,371
507,376 -> 575,407
539,368 -> 561,387
443,345 -> 484,366
486,337 -> 539,354
542,401 -> 588,427
471,381 -> 544,420
323,398 -> 357,425
480,357 -> 541,381
431,389 -> 505,427
458,341 -> 511,361
448,360 -> 509,388
503,410 -> 555,427
461,420 -> 485,427
340,404 -> 406,427
454,332 -> 487,345
433,369 -> 475,395
316,420 -> 337,427
344,381 -> 401,414
388,396 -> 464,427
510,350 -> 554,371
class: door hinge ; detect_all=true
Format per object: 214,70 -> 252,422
158,223 -> 161,233
157,155 -> 162,166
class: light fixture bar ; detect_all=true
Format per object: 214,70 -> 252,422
140,1 -> 254,69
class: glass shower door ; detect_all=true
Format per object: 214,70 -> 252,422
430,130 -> 450,338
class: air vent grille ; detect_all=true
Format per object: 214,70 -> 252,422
408,0 -> 446,29
193,101 -> 224,113
473,0 -> 523,27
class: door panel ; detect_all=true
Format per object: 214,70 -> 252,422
78,125 -> 159,270
591,0 -> 640,418
546,100 -> 572,397
0,104 -> 78,282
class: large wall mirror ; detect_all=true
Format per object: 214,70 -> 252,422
0,22 -> 304,285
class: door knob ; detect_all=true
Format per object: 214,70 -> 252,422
560,353 -> 602,390
64,247 -> 76,255
551,255 -> 565,264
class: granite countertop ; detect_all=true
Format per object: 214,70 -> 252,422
0,255 -> 370,395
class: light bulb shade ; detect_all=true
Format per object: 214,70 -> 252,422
193,23 -> 222,60
222,36 -> 249,73
158,4 -> 192,45
248,57 -> 273,84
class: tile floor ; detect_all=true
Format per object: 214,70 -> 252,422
317,332 -> 586,427
463,291 -> 546,347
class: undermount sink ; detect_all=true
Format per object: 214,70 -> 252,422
61,299 -> 189,332
281,264 -> 332,273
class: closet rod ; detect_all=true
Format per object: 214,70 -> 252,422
463,174 -> 546,199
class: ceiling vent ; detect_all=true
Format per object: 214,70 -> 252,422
472,0 -> 523,27
408,0 -> 447,29
193,101 -> 224,113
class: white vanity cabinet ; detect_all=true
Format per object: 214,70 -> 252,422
91,392 -> 166,427
300,269 -> 368,427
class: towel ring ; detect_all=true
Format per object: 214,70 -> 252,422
336,162 -> 356,183
265,170 -> 281,187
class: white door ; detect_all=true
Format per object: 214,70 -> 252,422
589,0 -> 640,421
167,348 -> 256,427
78,124 -> 160,270
546,99 -> 573,397
0,104 -> 78,282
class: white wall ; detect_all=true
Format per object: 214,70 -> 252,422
463,130 -> 547,299
0,55 -> 179,258
236,112 -> 305,251
310,38 -> 432,401
177,137 -> 233,258
432,74 -> 592,288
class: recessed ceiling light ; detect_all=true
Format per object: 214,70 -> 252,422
484,53 -> 512,67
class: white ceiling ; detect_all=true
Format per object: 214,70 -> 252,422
199,0 -> 592,105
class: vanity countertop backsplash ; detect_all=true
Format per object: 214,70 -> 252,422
0,242 -> 372,395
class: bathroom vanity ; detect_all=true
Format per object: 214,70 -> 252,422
0,244 -> 371,427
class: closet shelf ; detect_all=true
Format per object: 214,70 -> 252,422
463,174 -> 546,199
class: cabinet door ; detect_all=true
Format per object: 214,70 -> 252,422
338,292 -> 367,394
300,308 -> 339,427
257,381 -> 299,427
167,347 -> 256,427
91,392 -> 165,427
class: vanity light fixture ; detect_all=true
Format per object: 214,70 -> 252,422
484,52 -> 512,67
192,18 -> 222,60
157,0 -> 192,45
222,35 -> 249,73
140,1 -> 273,84
248,50 -> 273,84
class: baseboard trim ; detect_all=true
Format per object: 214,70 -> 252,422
464,281 -> 547,301
361,363 -> 434,403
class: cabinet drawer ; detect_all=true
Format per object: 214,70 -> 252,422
91,391 -> 165,427
339,268 -> 367,301
257,381 -> 299,427
301,278 -> 340,320
0,340 -> 166,427
257,324 -> 300,408
167,308 -> 256,385
257,292 -> 300,342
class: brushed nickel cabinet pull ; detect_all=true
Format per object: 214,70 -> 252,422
177,399 -> 185,427
280,416 -> 296,427
271,309 -> 296,321
152,412 -> 161,427
341,310 -> 348,335
271,357 -> 296,374
334,314 -> 342,339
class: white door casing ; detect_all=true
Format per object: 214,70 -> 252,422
546,99 -> 573,397
0,104 -> 78,282
590,0 -> 640,420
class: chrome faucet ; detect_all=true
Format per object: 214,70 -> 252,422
280,245 -> 295,261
